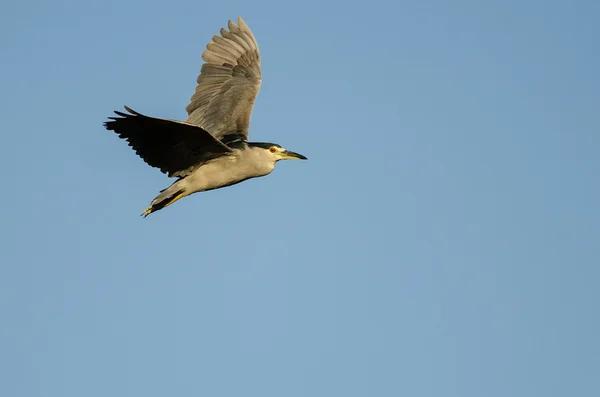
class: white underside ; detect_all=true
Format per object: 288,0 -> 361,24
181,147 -> 276,195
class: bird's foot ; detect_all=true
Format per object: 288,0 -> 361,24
141,206 -> 154,217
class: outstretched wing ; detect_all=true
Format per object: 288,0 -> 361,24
104,106 -> 232,178
185,16 -> 262,142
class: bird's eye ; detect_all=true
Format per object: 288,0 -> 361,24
269,147 -> 277,153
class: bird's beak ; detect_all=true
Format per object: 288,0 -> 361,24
282,150 -> 307,160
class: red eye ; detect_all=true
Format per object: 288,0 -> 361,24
269,147 -> 277,153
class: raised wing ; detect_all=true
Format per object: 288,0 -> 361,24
104,107 -> 232,178
185,17 -> 262,142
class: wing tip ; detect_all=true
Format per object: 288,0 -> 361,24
104,105 -> 140,130
237,16 -> 248,29
123,105 -> 139,115
228,19 -> 239,33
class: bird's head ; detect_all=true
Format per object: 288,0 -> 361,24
250,142 -> 307,162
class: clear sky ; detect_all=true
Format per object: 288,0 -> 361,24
2,0 -> 599,396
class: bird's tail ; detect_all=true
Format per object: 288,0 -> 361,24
141,185 -> 186,217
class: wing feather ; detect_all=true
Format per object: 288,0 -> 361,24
185,16 -> 262,141
104,107 -> 232,178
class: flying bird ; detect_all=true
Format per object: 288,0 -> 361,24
104,16 -> 306,217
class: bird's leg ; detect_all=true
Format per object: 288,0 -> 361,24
141,190 -> 185,217
163,192 -> 185,208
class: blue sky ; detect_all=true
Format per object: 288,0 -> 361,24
2,0 -> 599,396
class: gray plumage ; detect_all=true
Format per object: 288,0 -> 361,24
104,16 -> 306,217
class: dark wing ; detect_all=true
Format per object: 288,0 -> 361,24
104,106 -> 232,178
185,16 -> 262,142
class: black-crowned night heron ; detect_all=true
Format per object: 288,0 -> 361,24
104,16 -> 306,217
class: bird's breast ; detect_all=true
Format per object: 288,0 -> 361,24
184,153 -> 273,193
